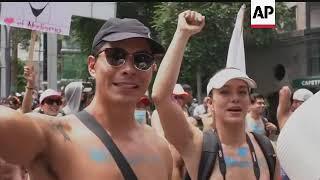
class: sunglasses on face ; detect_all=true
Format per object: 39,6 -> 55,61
43,98 -> 62,106
97,47 -> 155,71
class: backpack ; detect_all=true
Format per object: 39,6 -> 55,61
184,130 -> 276,180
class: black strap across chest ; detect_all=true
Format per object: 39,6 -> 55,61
184,130 -> 275,180
215,130 -> 260,180
75,110 -> 138,180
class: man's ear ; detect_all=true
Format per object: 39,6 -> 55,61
88,55 -> 96,78
152,63 -> 158,72
207,97 -> 213,110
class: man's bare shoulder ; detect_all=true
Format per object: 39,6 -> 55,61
23,112 -> 75,142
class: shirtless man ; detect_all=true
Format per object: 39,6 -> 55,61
152,10 -> 280,179
277,87 -> 313,129
0,17 -> 172,180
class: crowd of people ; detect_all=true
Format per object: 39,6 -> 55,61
0,9 -> 316,180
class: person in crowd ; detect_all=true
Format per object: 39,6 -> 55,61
7,95 -> 21,110
152,10 -> 280,179
79,87 -> 94,111
152,84 -> 195,180
277,87 -> 314,130
134,91 -> 152,125
277,87 -> 314,180
151,84 -> 195,136
0,16 -> 173,179
246,93 -> 277,137
182,84 -> 195,116
20,65 -> 36,113
193,96 -> 210,117
61,81 -> 83,115
33,89 -> 63,116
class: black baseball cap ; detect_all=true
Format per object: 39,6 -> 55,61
91,18 -> 165,56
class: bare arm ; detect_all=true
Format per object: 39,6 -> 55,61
0,106 -> 46,166
276,86 -> 291,130
21,65 -> 36,113
152,11 -> 205,154
150,110 -> 165,136
274,160 -> 281,180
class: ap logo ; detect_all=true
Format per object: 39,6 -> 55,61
251,0 -> 275,28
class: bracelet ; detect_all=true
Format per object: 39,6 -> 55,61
25,86 -> 34,90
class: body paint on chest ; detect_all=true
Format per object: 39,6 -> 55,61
89,148 -> 111,163
237,147 -> 249,157
224,156 -> 251,168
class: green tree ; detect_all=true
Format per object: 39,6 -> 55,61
16,58 -> 26,93
9,27 -> 31,93
152,2 -> 295,98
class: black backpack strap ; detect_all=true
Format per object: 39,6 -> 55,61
198,129 -> 219,180
184,129 -> 218,180
75,110 -> 138,180
251,132 -> 276,180
261,117 -> 270,137
145,111 -> 151,126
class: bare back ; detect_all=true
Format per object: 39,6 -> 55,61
0,107 -> 172,180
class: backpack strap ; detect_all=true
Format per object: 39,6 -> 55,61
261,117 -> 270,137
75,110 -> 138,180
251,132 -> 276,180
198,129 -> 219,180
184,129 -> 219,180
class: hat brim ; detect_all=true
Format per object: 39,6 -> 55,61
40,95 -> 62,104
216,77 -> 257,89
207,76 -> 257,95
173,92 -> 190,100
102,32 -> 165,54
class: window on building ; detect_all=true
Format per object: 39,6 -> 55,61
310,2 -> 320,28
308,40 -> 320,75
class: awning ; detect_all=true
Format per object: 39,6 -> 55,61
292,76 -> 320,88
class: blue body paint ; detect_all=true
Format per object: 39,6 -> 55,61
89,149 -> 108,163
237,147 -> 248,157
224,156 -> 251,168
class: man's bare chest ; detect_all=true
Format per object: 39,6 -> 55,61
30,127 -> 169,180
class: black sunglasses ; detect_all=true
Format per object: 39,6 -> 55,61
97,47 -> 155,71
43,98 -> 62,106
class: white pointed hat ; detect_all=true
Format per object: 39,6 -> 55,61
226,4 -> 246,72
206,5 -> 256,95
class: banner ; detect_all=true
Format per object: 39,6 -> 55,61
0,2 -> 73,35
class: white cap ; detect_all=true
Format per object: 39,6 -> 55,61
173,84 -> 189,96
83,87 -> 93,93
292,88 -> 313,102
40,89 -> 61,104
206,68 -> 257,95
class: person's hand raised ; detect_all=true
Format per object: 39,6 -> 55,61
23,65 -> 36,88
277,86 -> 292,129
177,10 -> 205,37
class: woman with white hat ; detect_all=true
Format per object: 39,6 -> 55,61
152,10 -> 279,180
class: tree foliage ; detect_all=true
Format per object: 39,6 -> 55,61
70,2 -> 294,94
9,27 -> 31,93
152,2 -> 295,93
70,16 -> 105,56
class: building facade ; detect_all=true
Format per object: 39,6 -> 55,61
246,2 -> 320,122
